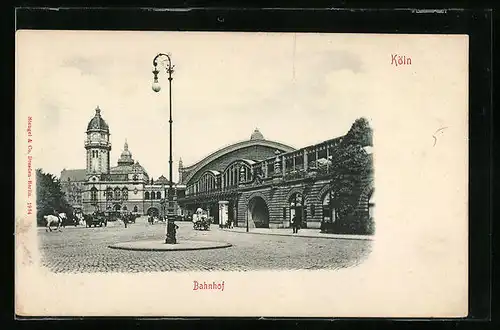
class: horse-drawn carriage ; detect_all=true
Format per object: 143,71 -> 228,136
84,212 -> 108,228
59,214 -> 76,227
192,208 -> 212,231
123,213 -> 138,224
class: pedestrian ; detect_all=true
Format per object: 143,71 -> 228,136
291,215 -> 297,234
295,217 -> 301,234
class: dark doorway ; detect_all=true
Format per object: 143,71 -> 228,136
247,196 -> 269,228
288,192 -> 306,228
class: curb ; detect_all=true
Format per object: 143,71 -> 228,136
108,241 -> 233,252
222,229 -> 373,241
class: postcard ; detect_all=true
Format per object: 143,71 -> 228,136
15,30 -> 468,317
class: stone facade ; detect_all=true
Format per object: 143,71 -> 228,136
177,120 -> 374,234
60,106 -> 185,217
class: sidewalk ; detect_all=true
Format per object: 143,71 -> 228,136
221,227 -> 373,241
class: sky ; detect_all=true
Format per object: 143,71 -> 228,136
16,31 -> 466,182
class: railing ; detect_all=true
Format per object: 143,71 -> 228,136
283,169 -> 308,181
84,140 -> 111,148
184,136 -> 352,196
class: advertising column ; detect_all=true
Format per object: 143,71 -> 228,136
218,201 -> 229,227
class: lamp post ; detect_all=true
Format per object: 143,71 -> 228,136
151,53 -> 178,244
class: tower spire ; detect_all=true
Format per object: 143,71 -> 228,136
117,138 -> 134,166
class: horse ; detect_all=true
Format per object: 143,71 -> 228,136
44,215 -> 62,232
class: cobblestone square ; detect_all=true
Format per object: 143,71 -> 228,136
38,217 -> 372,273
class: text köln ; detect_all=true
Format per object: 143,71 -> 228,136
391,54 -> 412,67
27,116 -> 33,215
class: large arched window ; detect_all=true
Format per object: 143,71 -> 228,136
90,187 -> 98,201
156,191 -> 161,199
197,171 -> 220,194
322,190 -> 337,223
222,161 -> 252,189
122,187 -> 129,200
145,191 -> 150,200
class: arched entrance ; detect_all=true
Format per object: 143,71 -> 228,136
247,196 -> 269,228
147,207 -> 159,217
322,190 -> 337,223
113,204 -> 121,212
288,192 -> 305,228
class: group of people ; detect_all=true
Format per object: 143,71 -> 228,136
221,218 -> 233,229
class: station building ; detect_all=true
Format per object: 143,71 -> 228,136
177,120 -> 374,233
60,107 -> 185,217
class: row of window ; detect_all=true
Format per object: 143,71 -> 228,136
90,150 -> 105,158
145,191 -> 162,200
89,187 -> 129,201
187,157 -> 335,197
89,187 -> 165,201
106,187 -> 129,200
186,162 -> 253,196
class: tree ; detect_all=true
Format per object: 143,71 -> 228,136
343,117 -> 373,147
36,169 -> 73,226
328,118 -> 374,234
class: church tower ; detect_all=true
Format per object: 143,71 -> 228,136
85,106 -> 111,174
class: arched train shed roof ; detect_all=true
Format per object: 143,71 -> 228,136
181,137 -> 295,185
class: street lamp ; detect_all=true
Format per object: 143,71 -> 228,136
151,53 -> 178,244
